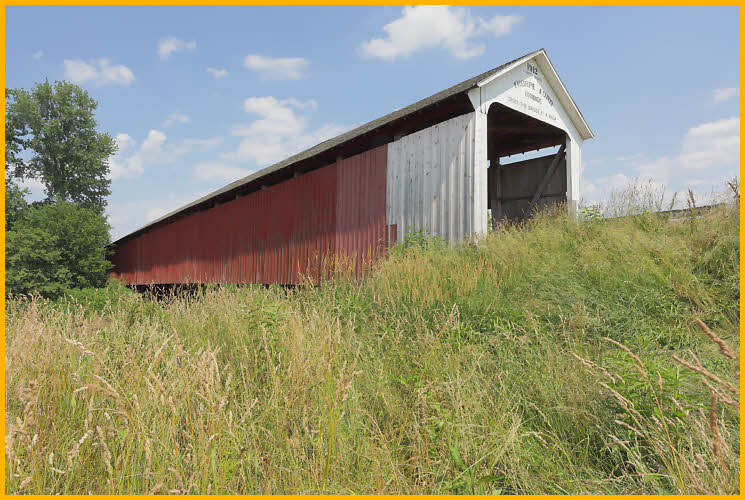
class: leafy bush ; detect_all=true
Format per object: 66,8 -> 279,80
56,279 -> 138,316
5,200 -> 111,299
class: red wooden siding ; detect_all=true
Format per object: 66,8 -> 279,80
110,146 -> 389,285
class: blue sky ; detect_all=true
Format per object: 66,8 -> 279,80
6,5 -> 740,239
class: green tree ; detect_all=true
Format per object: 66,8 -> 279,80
4,89 -> 28,175
5,81 -> 117,213
5,177 -> 29,231
6,201 -> 111,298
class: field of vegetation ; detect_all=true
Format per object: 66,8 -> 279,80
5,189 -> 740,494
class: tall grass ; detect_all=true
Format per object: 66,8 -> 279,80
5,185 -> 739,494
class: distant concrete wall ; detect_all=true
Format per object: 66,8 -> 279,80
386,112 -> 484,244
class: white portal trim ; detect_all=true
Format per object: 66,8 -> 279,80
475,49 -> 593,141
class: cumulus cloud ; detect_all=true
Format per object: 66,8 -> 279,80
141,130 -> 167,154
583,173 -> 632,197
360,6 -> 521,60
17,176 -> 46,199
678,117 -> 740,169
109,130 -> 222,180
221,96 -> 345,167
158,37 -> 196,59
32,50 -> 44,60
632,117 -> 740,186
583,117 -> 740,207
243,54 -> 308,80
164,112 -> 190,126
63,58 -> 135,86
713,87 -> 737,103
206,67 -> 229,78
480,14 -> 523,37
108,132 -> 151,180
107,188 -> 215,239
234,97 -> 312,137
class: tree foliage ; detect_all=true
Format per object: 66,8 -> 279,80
5,177 -> 29,232
5,81 -> 116,213
5,201 -> 111,298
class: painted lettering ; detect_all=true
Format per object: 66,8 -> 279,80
538,88 -> 554,107
524,91 -> 541,104
513,79 -> 536,90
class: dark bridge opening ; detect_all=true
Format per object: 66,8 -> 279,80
486,102 -> 567,226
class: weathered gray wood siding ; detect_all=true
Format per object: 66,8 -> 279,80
386,112 -> 485,244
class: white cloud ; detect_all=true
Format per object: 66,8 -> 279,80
480,14 -> 523,37
164,112 -> 190,126
114,132 -> 136,154
107,188 -> 216,239
223,141 -> 287,167
63,58 -> 135,86
243,54 -> 308,80
158,37 -> 196,59
360,6 -> 521,60
32,50 -> 44,60
140,130 -> 167,154
109,130 -> 222,180
584,117 -> 740,207
589,173 -> 632,195
221,96 -> 345,167
631,117 -> 740,186
713,87 -> 737,103
234,96 -> 310,137
678,117 -> 740,169
206,67 -> 229,78
109,132 -> 149,180
193,161 -> 252,183
17,177 -> 46,199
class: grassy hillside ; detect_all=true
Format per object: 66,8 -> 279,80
5,195 -> 740,494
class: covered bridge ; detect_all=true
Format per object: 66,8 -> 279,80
110,49 -> 593,286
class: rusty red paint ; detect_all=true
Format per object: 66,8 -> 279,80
110,146 -> 390,285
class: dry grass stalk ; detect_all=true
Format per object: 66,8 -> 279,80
700,377 -> 740,410
64,337 -> 95,356
76,383 -> 119,401
602,337 -> 648,379
66,429 -> 91,470
169,466 -> 186,493
726,178 -> 739,199
708,392 -> 724,474
613,419 -> 644,438
672,355 -> 738,395
572,352 -> 621,384
598,382 -> 643,420
96,425 -> 114,486
671,397 -> 690,418
18,476 -> 33,491
695,319 -> 737,360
